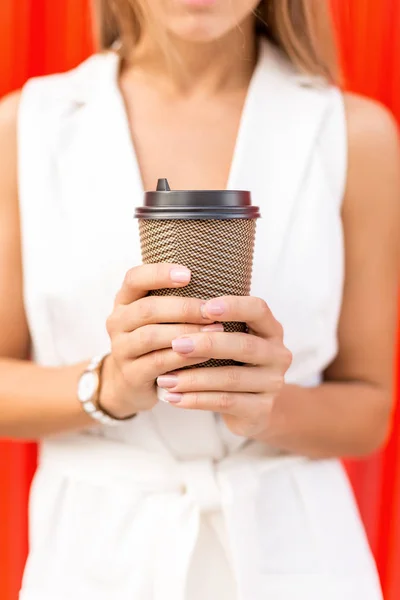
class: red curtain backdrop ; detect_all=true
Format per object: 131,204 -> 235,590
0,1 -> 399,599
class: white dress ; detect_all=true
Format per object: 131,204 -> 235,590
17,41 -> 383,600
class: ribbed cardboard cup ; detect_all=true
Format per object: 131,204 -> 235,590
135,179 -> 260,367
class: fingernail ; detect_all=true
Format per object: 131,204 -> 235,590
201,323 -> 224,332
170,268 -> 191,284
157,375 -> 178,389
165,393 -> 183,404
204,300 -> 226,316
172,338 -> 195,353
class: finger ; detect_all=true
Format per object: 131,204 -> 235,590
115,263 -> 191,306
119,295 -> 213,332
156,366 -> 283,394
171,332 -> 285,366
200,296 -> 284,339
116,323 -> 224,360
130,349 -> 209,384
161,390 -> 273,421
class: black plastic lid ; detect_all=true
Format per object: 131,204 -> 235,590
134,178 -> 261,220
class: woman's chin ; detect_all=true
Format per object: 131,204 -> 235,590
159,0 -> 253,44
167,18 -> 228,43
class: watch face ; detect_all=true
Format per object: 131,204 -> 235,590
78,371 -> 98,403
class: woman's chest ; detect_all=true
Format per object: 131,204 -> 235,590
122,83 -> 248,191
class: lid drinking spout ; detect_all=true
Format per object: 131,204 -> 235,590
156,178 -> 171,191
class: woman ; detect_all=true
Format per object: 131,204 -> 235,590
0,0 -> 399,598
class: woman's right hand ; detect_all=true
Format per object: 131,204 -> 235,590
100,263 -> 219,419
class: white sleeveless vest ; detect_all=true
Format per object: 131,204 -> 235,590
18,42 -> 382,600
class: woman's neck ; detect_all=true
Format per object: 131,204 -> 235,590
123,16 -> 258,97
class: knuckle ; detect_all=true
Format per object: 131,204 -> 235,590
281,346 -> 293,370
227,295 -> 240,316
240,334 -> 257,359
136,298 -> 155,323
221,295 -> 233,310
151,350 -> 166,372
255,297 -> 269,317
180,297 -> 193,320
188,392 -> 200,408
226,367 -> 241,388
201,333 -> 214,353
152,263 -> 166,288
137,326 -> 155,350
187,369 -> 199,389
271,341 -> 292,370
219,391 -> 234,411
181,323 -> 195,335
106,305 -> 126,336
124,267 -> 137,289
106,312 -> 117,336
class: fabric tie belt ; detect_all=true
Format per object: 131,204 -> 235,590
38,435 -> 304,600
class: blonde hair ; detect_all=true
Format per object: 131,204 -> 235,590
96,0 -> 339,84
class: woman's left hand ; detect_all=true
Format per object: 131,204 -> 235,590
156,296 -> 292,439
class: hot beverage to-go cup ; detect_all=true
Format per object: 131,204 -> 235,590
134,178 -> 261,367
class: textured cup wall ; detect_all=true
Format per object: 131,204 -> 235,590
138,219 -> 256,367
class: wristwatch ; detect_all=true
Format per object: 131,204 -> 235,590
77,354 -> 132,426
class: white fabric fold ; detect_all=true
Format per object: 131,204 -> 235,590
27,436 -> 303,599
